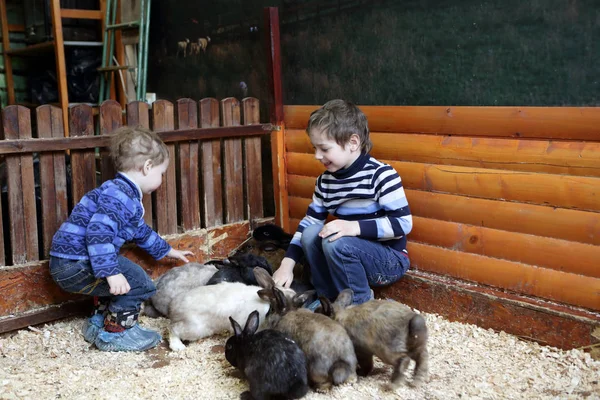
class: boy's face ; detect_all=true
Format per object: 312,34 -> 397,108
140,159 -> 169,194
309,129 -> 360,173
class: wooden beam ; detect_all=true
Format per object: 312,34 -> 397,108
60,9 -> 103,19
49,0 -> 70,136
286,152 -> 600,212
284,105 -> 600,142
287,178 -> 600,246
0,301 -> 94,334
285,129 -> 600,177
263,7 -> 288,231
377,270 -> 600,350
0,0 -> 15,104
0,123 -> 273,155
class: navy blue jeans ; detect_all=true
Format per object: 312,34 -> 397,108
301,224 -> 410,304
49,256 -> 156,313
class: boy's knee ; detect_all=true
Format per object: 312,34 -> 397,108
300,224 -> 322,248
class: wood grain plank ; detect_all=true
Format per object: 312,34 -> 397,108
289,194 -> 600,278
286,129 -> 600,177
286,152 -> 600,212
152,100 -> 178,234
3,106 -> 38,264
126,101 -> 153,226
176,98 -> 200,230
69,105 -> 97,205
221,98 -> 244,223
99,100 -> 122,183
287,176 -> 600,246
37,105 -> 68,258
284,105 -> 600,141
407,242 -> 600,312
242,97 -> 263,223
199,98 -> 223,228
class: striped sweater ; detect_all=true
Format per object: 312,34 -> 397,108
285,152 -> 412,263
50,173 -> 171,278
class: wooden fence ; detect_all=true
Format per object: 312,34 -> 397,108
0,97 -> 271,332
280,105 -> 600,349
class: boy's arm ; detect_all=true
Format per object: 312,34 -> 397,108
85,188 -> 132,278
358,166 -> 412,240
284,191 -> 328,263
132,223 -> 171,260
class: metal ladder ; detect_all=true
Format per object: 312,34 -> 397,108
97,0 -> 150,104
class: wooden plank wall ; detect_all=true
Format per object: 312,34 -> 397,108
0,97 -> 268,330
283,106 -> 600,314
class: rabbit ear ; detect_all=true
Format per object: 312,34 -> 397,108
257,288 -> 275,303
319,296 -> 335,318
273,287 -> 289,311
254,267 -> 275,288
243,310 -> 260,335
229,316 -> 243,336
292,290 -> 316,308
335,289 -> 354,308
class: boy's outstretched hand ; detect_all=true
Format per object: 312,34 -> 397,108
319,220 -> 360,242
166,248 -> 194,263
107,273 -> 131,295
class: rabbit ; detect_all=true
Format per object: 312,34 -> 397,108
252,223 -> 294,249
142,262 -> 218,318
206,253 -> 317,305
320,289 -> 429,389
225,310 -> 309,400
257,287 -> 357,392
167,267 -> 297,351
205,253 -> 273,286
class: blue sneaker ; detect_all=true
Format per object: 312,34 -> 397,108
94,324 -> 162,352
82,314 -> 105,343
305,299 -> 321,312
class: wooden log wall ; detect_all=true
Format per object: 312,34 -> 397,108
0,98 -> 269,333
281,105 -> 600,349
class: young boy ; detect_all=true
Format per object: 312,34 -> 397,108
273,100 -> 412,308
49,126 -> 193,352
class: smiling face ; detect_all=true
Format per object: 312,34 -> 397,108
138,158 -> 169,194
309,128 -> 361,173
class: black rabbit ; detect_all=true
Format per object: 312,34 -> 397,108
225,310 -> 309,400
206,253 -> 274,286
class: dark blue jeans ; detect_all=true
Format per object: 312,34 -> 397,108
49,256 -> 156,313
301,224 -> 410,304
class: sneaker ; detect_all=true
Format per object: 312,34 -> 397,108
94,324 -> 162,352
82,314 -> 105,343
305,299 -> 321,312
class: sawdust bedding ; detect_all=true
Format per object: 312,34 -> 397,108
1,311 -> 599,400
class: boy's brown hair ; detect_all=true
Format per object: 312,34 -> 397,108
110,126 -> 169,172
306,99 -> 373,153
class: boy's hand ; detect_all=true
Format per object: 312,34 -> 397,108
106,273 -> 131,295
273,257 -> 296,288
166,248 -> 194,263
319,220 -> 360,242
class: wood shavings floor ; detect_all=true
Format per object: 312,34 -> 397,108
1,312 -> 599,400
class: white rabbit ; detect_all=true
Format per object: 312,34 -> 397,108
167,267 -> 296,351
143,262 -> 218,318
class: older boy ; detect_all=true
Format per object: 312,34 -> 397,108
273,99 -> 412,307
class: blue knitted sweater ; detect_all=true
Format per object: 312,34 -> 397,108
50,173 -> 171,278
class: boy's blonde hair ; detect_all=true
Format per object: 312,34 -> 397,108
306,99 -> 373,153
110,126 -> 169,172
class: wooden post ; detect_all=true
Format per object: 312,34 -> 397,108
49,0 -> 70,136
0,0 -> 15,105
263,7 -> 289,233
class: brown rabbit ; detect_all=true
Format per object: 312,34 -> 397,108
258,287 -> 357,392
320,289 -> 429,389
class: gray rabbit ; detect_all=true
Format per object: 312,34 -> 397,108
258,287 -> 357,392
320,289 -> 429,389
